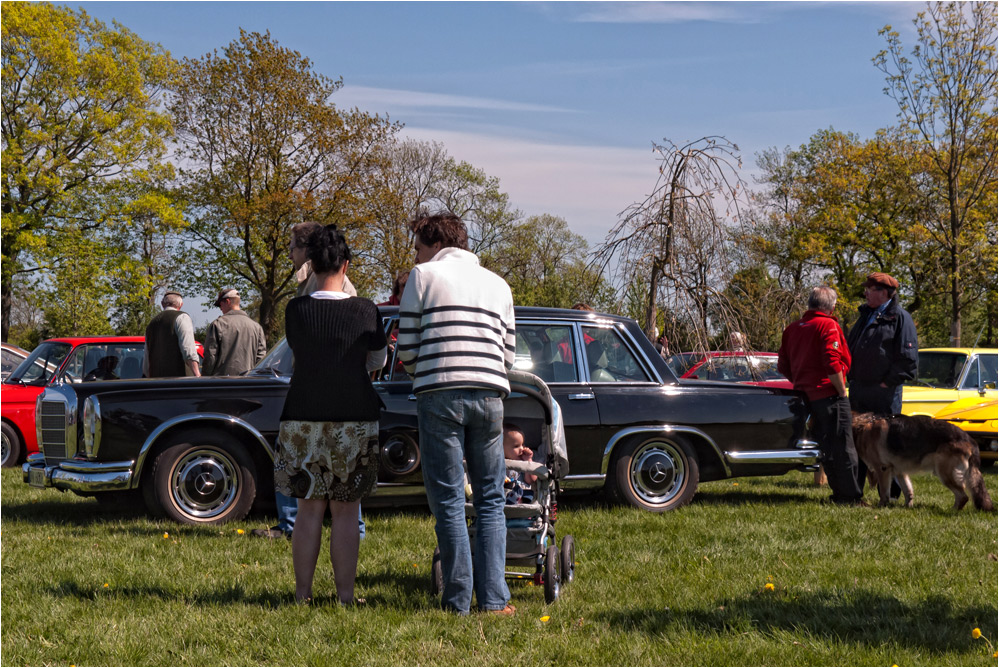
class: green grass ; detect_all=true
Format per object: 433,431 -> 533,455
2,467 -> 997,666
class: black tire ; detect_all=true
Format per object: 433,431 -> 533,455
560,535 -> 575,585
543,544 -> 560,604
431,547 -> 443,597
1,421 -> 21,468
608,434 -> 699,512
144,430 -> 257,525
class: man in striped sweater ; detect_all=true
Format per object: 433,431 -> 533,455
397,212 -> 517,616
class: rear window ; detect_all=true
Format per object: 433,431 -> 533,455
914,352 -> 968,389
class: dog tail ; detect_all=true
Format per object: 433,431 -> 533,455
967,447 -> 995,512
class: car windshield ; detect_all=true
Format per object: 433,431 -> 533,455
7,341 -> 73,384
911,351 -> 968,389
252,338 -> 294,376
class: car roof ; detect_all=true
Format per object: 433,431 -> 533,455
378,304 -> 638,325
40,336 -> 146,344
920,347 -> 998,355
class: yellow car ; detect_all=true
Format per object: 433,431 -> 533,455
901,347 -> 998,417
933,397 -> 998,463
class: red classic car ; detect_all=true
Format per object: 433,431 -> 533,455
676,351 -> 793,390
1,336 -> 203,467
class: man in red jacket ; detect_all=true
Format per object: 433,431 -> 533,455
778,286 -> 865,505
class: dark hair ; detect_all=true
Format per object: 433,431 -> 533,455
571,302 -> 594,312
408,212 -> 468,251
291,221 -> 322,248
502,422 -> 524,437
306,224 -> 351,275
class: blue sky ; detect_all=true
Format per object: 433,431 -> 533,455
76,1 -> 924,313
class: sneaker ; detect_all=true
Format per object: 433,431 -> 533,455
485,604 -> 516,617
251,526 -> 291,539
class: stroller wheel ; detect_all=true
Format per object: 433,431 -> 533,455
560,535 -> 575,585
543,544 -> 560,604
431,547 -> 443,597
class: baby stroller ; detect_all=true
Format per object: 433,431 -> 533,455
431,370 -> 574,604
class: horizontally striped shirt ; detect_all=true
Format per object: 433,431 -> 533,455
396,247 -> 516,395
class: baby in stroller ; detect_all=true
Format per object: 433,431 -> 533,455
503,422 -> 537,506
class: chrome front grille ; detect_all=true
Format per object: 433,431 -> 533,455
39,399 -> 69,463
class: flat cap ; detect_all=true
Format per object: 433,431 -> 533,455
864,272 -> 899,289
214,288 -> 239,307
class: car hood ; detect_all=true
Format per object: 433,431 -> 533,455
934,397 -> 998,421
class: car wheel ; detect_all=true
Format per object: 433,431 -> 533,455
560,535 -> 575,585
543,544 -> 560,604
145,430 -> 257,525
431,547 -> 443,597
609,434 -> 699,512
1,422 -> 21,468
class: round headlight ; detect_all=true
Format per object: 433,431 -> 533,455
82,395 -> 101,459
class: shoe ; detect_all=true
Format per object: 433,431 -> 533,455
339,597 -> 366,607
251,526 -> 291,539
485,604 -> 516,617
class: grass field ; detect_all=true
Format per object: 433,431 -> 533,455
2,466 -> 997,666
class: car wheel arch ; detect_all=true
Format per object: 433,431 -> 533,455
133,414 -> 273,489
600,425 -> 729,479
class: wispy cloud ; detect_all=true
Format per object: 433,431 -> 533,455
569,1 -> 770,25
400,126 -> 657,244
336,86 -> 576,114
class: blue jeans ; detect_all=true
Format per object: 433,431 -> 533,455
418,389 -> 509,614
275,490 -> 366,539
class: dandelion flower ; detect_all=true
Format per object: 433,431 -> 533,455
539,615 -> 550,622
236,529 -> 245,535
764,583 -> 775,591
162,532 -> 169,539
103,583 -> 109,588
973,628 -> 982,639
732,482 -> 739,486
412,564 -> 418,568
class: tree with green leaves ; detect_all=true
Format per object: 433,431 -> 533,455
875,1 -> 998,345
1,1 -> 179,340
171,30 -> 399,342
483,213 -> 614,309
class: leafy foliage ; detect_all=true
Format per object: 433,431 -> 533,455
1,1 -> 178,339
170,30 -> 399,343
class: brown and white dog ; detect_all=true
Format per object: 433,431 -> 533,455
852,412 -> 994,511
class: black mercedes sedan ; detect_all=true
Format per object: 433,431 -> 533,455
24,307 -> 819,525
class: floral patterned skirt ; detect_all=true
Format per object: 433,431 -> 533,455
273,420 -> 380,502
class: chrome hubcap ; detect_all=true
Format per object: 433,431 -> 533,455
170,448 -> 238,519
630,440 -> 685,506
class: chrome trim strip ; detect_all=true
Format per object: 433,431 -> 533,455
724,449 -> 821,465
61,459 -> 133,473
133,413 -> 274,489
601,425 -> 730,477
796,439 -> 819,449
373,482 -> 427,497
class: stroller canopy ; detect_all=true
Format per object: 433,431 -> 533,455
507,369 -> 569,478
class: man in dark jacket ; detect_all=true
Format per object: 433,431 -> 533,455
846,272 -> 918,496
846,272 -> 918,416
779,286 -> 864,504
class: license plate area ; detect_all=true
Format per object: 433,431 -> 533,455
28,467 -> 46,488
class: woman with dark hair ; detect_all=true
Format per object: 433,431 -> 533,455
273,224 -> 387,605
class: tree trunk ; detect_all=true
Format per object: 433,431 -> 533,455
948,183 -> 962,347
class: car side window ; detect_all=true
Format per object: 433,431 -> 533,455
62,344 -> 146,382
581,326 -> 651,383
962,354 -> 999,390
377,320 -> 411,382
514,324 -> 578,383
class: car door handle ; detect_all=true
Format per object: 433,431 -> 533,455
568,393 -> 595,401
408,394 -> 417,401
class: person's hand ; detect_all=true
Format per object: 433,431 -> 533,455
520,447 -> 534,462
879,382 -> 888,388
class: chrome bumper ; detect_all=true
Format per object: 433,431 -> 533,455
22,453 -> 135,493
